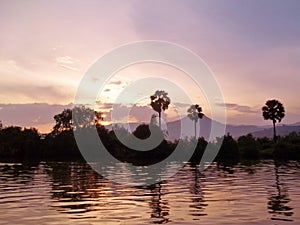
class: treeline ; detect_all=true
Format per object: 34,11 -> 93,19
0,124 -> 300,163
0,96 -> 297,163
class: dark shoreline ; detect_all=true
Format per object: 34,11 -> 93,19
1,126 -> 300,163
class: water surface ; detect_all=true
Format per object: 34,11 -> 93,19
0,160 -> 300,224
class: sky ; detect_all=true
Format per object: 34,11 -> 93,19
0,0 -> 300,132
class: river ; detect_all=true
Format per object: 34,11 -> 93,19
0,160 -> 299,224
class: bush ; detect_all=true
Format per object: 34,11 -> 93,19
238,134 -> 259,159
273,132 -> 300,159
0,126 -> 41,159
215,133 -> 239,160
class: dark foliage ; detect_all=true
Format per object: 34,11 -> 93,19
0,126 -> 40,159
273,132 -> 300,159
215,133 -> 239,160
262,99 -> 285,142
238,134 -> 259,159
1,105 -> 300,163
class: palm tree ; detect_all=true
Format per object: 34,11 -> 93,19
187,104 -> 204,138
150,90 -> 171,129
262,99 -> 285,142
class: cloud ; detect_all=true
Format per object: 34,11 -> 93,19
0,60 -> 18,74
172,102 -> 193,108
55,56 -> 79,71
0,58 -> 79,104
108,80 -> 122,85
55,56 -> 74,65
216,102 -> 257,114
105,104 -> 154,123
0,1 -> 299,126
95,100 -> 190,123
0,103 -> 73,132
95,101 -> 156,122
95,102 -> 115,110
0,84 -> 73,104
95,102 -> 178,124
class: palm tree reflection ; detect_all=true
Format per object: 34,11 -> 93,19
148,182 -> 170,224
268,161 -> 293,222
189,166 -> 207,218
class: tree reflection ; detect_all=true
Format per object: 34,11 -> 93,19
239,160 -> 261,175
148,182 -> 170,224
217,160 -> 237,174
268,161 -> 293,222
45,162 -> 106,213
0,162 -> 39,185
189,165 -> 207,218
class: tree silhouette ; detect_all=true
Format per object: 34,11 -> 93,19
53,108 -> 73,134
150,90 -> 171,129
187,104 -> 204,138
94,111 -> 104,126
73,106 -> 103,129
52,106 -> 104,135
262,99 -> 285,142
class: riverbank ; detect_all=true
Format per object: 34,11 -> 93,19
1,125 -> 300,163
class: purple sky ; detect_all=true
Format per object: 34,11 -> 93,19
0,0 -> 300,132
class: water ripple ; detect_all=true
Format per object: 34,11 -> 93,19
0,160 -> 299,224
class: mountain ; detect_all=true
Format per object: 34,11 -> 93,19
105,116 -> 300,140
291,122 -> 300,126
251,125 -> 300,138
165,115 -> 222,141
166,116 -> 262,140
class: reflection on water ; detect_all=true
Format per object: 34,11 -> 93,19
268,161 -> 294,222
149,183 -> 169,224
0,160 -> 300,224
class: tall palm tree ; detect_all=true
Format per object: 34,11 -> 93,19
150,90 -> 171,129
187,104 -> 204,138
262,99 -> 285,142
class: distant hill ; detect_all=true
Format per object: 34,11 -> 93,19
291,122 -> 300,126
106,116 -> 300,140
166,116 -> 264,140
251,125 -> 300,138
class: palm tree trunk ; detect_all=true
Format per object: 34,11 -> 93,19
273,120 -> 277,142
159,111 -> 161,129
194,121 -> 197,139
199,121 -> 201,139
